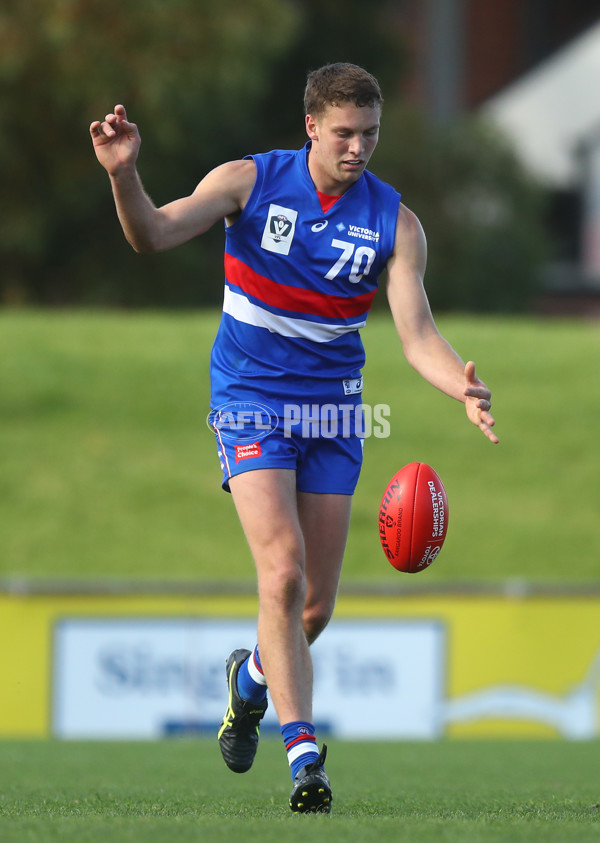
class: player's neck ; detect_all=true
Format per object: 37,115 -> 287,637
307,150 -> 355,197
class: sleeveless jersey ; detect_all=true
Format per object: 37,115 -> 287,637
210,142 -> 401,407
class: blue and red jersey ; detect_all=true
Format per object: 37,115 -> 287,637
210,142 -> 401,408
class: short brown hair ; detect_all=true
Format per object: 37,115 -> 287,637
304,63 -> 383,117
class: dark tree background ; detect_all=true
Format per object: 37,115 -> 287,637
0,0 -> 546,311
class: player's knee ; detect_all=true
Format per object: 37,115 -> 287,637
302,599 -> 334,645
260,559 -> 306,614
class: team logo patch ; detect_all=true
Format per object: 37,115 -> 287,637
261,204 -> 298,255
343,377 -> 363,395
235,442 -> 262,463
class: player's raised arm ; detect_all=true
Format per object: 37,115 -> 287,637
89,105 -> 256,253
386,204 -> 499,443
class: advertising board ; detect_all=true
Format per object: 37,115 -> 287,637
52,618 -> 445,739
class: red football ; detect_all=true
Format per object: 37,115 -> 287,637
378,462 -> 449,573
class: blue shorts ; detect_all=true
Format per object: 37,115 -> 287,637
208,400 -> 364,494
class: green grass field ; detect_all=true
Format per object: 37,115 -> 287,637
1,308 -> 600,584
2,311 -> 600,842
0,739 -> 598,842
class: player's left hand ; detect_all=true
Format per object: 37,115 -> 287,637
463,361 -> 499,444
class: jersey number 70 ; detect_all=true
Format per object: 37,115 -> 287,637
325,239 -> 377,284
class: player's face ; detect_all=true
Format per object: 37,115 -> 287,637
305,103 -> 381,194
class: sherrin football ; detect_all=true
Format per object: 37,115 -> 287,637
379,462 -> 448,573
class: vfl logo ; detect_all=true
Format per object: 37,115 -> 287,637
261,203 -> 298,255
271,215 -> 293,239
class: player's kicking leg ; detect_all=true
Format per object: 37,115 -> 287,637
298,489 -> 351,645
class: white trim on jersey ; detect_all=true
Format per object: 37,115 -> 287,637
223,286 -> 366,343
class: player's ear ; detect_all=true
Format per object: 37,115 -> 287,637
305,113 -> 318,141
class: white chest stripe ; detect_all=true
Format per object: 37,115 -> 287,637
223,287 -> 366,343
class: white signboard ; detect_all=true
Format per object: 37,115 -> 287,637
52,619 -> 445,740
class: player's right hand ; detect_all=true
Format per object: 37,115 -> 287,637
463,360 -> 499,444
89,104 -> 141,174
